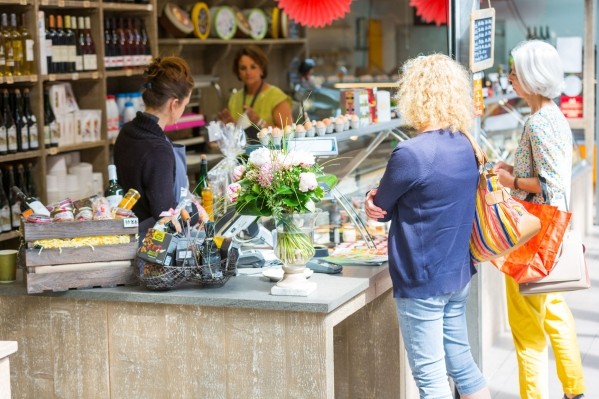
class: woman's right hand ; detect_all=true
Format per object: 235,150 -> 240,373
365,189 -> 387,220
218,108 -> 234,124
492,161 -> 514,174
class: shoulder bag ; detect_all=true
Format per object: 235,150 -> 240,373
462,132 -> 541,264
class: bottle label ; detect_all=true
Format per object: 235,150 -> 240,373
0,205 -> 11,231
11,203 -> 20,228
45,39 -> 53,57
50,121 -> 59,145
29,124 -> 39,148
75,55 -> 84,72
0,54 -> 5,66
0,126 -> 7,153
84,54 -> 97,71
44,125 -> 51,146
20,124 -> 30,151
28,200 -> 50,216
106,194 -> 123,209
7,126 -> 17,152
25,39 -> 35,62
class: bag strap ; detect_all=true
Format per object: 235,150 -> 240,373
461,131 -> 488,169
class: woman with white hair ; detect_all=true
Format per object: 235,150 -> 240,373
493,40 -> 586,399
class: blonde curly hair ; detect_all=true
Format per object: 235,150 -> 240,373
397,54 -> 473,134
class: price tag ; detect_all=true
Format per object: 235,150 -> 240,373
147,4 -> 153,11
20,0 -> 27,5
125,69 -> 133,76
83,0 -> 90,7
41,0 -> 48,5
123,218 -> 139,228
30,75 -> 38,82
48,74 -> 56,81
58,0 -> 65,7
91,71 -> 99,79
0,77 -> 3,84
47,148 -> 58,156
72,73 -> 79,80
6,76 -> 14,84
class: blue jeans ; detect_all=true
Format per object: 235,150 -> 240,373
395,282 -> 487,399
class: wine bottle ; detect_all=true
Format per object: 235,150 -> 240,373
1,14 -> 13,77
7,165 -> 20,229
16,163 -> 27,196
9,14 -> 22,76
201,221 -> 222,279
2,89 -> 17,154
25,162 -> 36,199
0,97 -> 6,155
43,87 -> 58,148
0,169 -> 11,232
72,16 -> 83,72
196,154 -> 209,192
63,15 -> 75,73
54,15 -> 66,74
46,14 -> 57,74
14,88 -> 28,152
20,13 -> 35,75
0,15 -> 5,78
84,17 -> 97,71
11,186 -> 50,216
104,164 -> 124,209
23,88 -> 38,150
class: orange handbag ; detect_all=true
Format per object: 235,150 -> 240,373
491,198 -> 571,283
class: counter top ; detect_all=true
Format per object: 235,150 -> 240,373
0,263 -> 390,314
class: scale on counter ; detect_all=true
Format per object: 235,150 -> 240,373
286,137 -> 338,156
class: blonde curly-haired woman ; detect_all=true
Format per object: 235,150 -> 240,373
364,54 -> 491,399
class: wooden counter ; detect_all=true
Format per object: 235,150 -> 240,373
0,264 -> 409,399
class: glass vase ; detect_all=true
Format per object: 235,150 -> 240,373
271,212 -> 318,296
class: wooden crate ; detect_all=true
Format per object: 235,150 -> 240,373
22,219 -> 139,294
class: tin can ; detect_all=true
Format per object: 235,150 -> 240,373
118,189 -> 141,210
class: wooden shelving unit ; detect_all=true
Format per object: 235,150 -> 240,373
0,0 -> 158,243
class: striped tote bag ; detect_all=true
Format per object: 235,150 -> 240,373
470,172 -> 541,263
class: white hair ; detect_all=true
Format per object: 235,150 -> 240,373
511,40 -> 565,98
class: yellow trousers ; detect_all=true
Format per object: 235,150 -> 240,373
505,276 -> 585,399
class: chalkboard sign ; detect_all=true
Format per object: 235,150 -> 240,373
469,8 -> 495,72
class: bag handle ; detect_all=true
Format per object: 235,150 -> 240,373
461,131 -> 487,168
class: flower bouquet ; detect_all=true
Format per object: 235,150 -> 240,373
227,147 -> 337,270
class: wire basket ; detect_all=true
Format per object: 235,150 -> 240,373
137,259 -> 189,291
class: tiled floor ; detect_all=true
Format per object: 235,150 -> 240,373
487,227 -> 599,399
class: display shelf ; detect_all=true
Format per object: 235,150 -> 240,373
45,141 -> 108,155
39,0 -> 99,8
104,68 -> 147,78
102,2 -> 152,11
0,75 -> 39,84
0,150 -> 44,163
0,231 -> 20,243
158,38 -> 308,46
0,0 -> 31,4
43,72 -> 102,82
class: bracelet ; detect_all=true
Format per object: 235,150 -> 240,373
513,177 -> 519,190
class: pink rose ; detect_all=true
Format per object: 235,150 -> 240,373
233,165 -> 246,182
227,183 -> 241,202
299,172 -> 318,192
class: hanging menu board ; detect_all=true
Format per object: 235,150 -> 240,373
469,8 -> 495,72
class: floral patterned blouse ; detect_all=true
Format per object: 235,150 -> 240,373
511,102 -> 572,209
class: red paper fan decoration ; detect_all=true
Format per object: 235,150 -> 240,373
276,0 -> 352,28
410,0 -> 448,26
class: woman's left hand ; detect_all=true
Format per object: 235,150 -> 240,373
365,189 -> 387,220
243,106 -> 261,126
495,169 -> 515,189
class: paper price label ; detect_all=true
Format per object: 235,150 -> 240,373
123,218 -> 139,228
83,1 -> 90,7
6,76 -> 13,84
58,0 -> 65,7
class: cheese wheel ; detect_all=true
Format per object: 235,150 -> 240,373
191,2 -> 210,40
269,7 -> 280,39
210,6 -> 237,40
280,10 -> 289,39
243,9 -> 267,40
160,3 -> 194,38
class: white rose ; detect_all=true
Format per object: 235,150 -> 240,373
248,147 -> 273,167
298,172 -> 318,192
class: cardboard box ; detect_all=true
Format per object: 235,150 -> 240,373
138,229 -> 179,266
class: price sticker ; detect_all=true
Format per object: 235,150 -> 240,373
41,0 -> 48,5
0,77 -> 3,84
147,4 -> 153,11
20,0 -> 27,5
58,0 -> 65,7
6,76 -> 14,84
83,0 -> 90,7
48,74 -> 56,81
30,75 -> 38,82
72,72 -> 79,80
125,69 -> 133,76
123,218 -> 139,228
91,71 -> 99,79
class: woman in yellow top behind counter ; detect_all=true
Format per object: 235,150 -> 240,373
217,45 -> 293,140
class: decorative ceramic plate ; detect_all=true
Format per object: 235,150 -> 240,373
262,267 -> 313,282
244,9 -> 267,40
191,2 -> 210,40
210,6 -> 237,40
